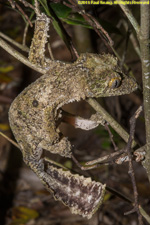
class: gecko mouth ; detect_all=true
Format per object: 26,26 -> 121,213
119,75 -> 138,94
117,71 -> 138,94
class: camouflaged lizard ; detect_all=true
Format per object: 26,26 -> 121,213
8,3 -> 138,219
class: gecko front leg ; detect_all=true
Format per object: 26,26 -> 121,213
61,110 -> 106,130
28,0 -> 50,68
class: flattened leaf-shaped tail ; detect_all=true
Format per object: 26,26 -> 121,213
46,165 -> 106,219
30,159 -> 105,219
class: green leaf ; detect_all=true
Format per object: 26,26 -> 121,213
50,3 -> 72,18
64,13 -> 121,35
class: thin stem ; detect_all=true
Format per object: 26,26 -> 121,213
85,145 -> 146,166
44,157 -> 67,170
125,106 -> 143,224
48,43 -> 54,60
15,2 -> 33,27
119,5 -> 140,36
85,148 -> 125,166
0,132 -> 19,149
139,205 -> 150,223
140,2 -> 150,181
18,0 -> 35,10
0,37 -> 46,74
23,22 -> 30,47
105,123 -> 118,151
23,11 -> 35,46
122,21 -> 141,58
0,32 -> 29,53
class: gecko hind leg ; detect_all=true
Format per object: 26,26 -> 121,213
39,111 -> 107,158
38,136 -> 72,158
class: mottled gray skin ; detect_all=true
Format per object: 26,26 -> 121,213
9,53 -> 137,160
8,7 -> 138,218
8,52 -> 137,218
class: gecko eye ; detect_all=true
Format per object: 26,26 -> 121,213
109,78 -> 121,89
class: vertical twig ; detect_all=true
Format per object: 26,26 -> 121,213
120,26 -> 131,68
8,0 -> 33,27
23,22 -> 30,46
124,106 -> 143,225
23,11 -> 35,46
119,5 -> 140,36
104,123 -> 118,151
139,2 -> 150,181
122,21 -> 141,58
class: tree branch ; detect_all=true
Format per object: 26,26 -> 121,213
0,37 -> 46,74
87,98 -> 137,147
139,2 -> 150,181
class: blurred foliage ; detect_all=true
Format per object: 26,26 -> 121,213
0,123 -> 10,131
64,159 -> 73,169
95,126 -> 123,150
10,206 -> 39,225
0,66 -> 14,73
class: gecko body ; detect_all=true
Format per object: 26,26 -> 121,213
8,8 -> 138,219
9,53 -> 137,159
8,53 -> 137,218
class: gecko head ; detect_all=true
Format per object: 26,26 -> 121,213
77,53 -> 138,97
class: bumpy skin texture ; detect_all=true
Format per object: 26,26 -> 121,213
9,53 -> 138,159
9,53 -> 138,218
8,9 -> 138,219
28,13 -> 50,67
42,163 -> 106,219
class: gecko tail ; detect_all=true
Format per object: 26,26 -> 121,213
40,160 -> 105,219
46,164 -> 106,219
28,158 -> 105,219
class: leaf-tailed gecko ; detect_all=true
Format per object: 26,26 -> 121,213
8,7 -> 138,219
